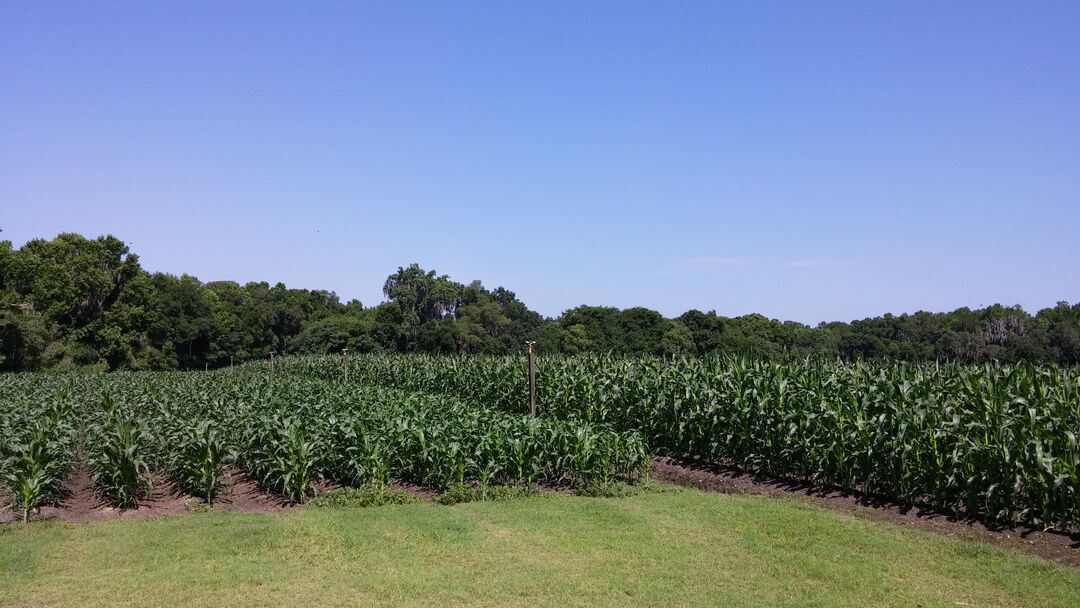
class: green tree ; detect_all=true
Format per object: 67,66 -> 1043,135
561,323 -> 591,354
660,321 -> 695,355
560,306 -> 622,352
0,307 -> 50,371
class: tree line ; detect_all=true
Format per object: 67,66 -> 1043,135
1,233 -> 1077,371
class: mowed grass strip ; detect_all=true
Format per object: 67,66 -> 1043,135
1,491 -> 1077,608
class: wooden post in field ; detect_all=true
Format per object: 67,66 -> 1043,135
205,362 -> 208,372
342,348 -> 349,383
526,341 -> 537,416
230,355 -> 234,368
269,351 -> 275,373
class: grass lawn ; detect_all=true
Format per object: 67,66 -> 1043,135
1,489 -> 1077,608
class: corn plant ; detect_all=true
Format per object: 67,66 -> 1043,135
91,413 -> 152,509
337,419 -> 391,486
0,389 -> 75,523
3,418 -> 73,522
242,414 -> 320,503
167,418 -> 233,506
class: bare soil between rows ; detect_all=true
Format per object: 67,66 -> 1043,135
0,467 -> 297,525
0,466 -> 447,526
651,457 -> 1080,568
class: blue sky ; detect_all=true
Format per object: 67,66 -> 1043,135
2,2 -> 1078,324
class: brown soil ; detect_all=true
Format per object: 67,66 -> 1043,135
0,468 -> 442,527
651,457 -> 1080,568
390,480 -> 439,501
0,467 -> 294,525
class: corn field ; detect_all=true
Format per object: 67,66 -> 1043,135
3,355 -> 1077,529
289,353 -> 1080,529
0,369 -> 647,518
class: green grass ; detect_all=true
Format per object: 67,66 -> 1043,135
1,491 -> 1077,608
435,482 -> 544,504
309,486 -> 422,508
